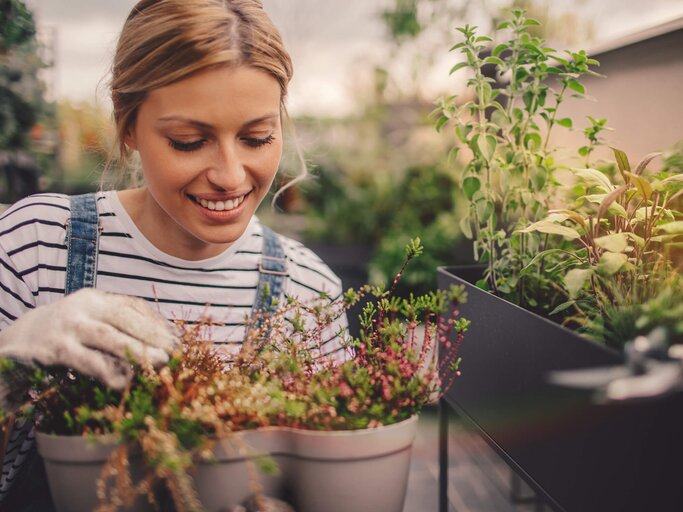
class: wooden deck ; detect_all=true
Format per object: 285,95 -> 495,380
404,406 -> 548,512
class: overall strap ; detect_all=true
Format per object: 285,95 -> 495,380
251,226 -> 288,323
65,193 -> 100,294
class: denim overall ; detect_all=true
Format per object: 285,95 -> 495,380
2,192 -> 288,511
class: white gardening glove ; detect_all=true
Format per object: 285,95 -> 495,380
0,288 -> 179,391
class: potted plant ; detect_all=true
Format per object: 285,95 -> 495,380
2,239 -> 470,512
432,9 -> 683,512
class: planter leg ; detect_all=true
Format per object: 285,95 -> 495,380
438,398 -> 450,512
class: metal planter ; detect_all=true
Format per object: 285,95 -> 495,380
438,266 -> 683,512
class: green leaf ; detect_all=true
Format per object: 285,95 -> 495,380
522,90 -> 534,110
475,36 -> 493,43
462,176 -> 481,200
565,268 -> 592,299
567,79 -> 586,94
477,134 -> 497,161
597,252 -> 628,275
449,61 -> 469,75
519,248 -> 566,275
625,171 -> 653,200
484,56 -> 504,66
459,216 -> 473,239
518,219 -> 581,239
496,21 -> 511,30
549,300 -> 576,316
656,221 -> 683,235
435,116 -> 448,132
582,193 -> 628,217
476,199 -> 494,221
650,234 -> 680,243
524,133 -> 542,150
492,43 -> 508,57
548,209 -> 587,227
573,168 -> 614,192
524,18 -> 541,26
656,174 -> 683,189
447,146 -> 460,166
594,233 -> 628,253
610,147 -> 631,175
626,232 -> 645,248
556,118 -> 573,128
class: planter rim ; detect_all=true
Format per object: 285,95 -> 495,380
36,431 -> 123,463
36,414 -> 418,443
438,265 -> 620,357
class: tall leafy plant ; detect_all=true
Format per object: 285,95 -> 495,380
433,9 -> 600,311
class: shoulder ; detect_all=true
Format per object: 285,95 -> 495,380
257,223 -> 343,300
0,193 -> 71,246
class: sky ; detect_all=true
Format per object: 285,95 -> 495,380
25,0 -> 683,116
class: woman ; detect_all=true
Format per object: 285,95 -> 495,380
0,1 -> 346,508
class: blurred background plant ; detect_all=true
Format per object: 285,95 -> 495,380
0,0 -> 56,203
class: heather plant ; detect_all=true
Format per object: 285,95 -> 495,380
1,238 -> 469,511
432,9 -> 601,311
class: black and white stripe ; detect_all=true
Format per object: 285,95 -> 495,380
0,191 -> 346,352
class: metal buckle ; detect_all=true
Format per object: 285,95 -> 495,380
258,256 -> 288,276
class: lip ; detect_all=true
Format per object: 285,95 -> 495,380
188,191 -> 250,220
190,192 -> 251,202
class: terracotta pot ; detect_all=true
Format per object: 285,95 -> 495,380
36,432 -> 150,512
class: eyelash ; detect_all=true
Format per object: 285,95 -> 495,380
244,134 -> 275,148
167,139 -> 205,152
167,135 -> 275,152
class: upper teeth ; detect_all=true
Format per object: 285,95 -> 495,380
198,195 -> 246,211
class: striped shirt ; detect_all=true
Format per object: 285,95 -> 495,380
0,191 -> 347,357
0,191 -> 349,503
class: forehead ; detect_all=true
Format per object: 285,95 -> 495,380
141,65 -> 282,127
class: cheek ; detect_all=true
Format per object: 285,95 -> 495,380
255,144 -> 283,185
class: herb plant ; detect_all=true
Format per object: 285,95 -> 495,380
520,148 -> 683,347
433,9 -> 601,311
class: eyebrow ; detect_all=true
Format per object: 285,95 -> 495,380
156,113 -> 280,129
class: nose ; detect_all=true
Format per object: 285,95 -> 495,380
206,141 -> 246,190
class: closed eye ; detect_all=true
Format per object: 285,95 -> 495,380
168,138 -> 206,152
243,134 -> 275,148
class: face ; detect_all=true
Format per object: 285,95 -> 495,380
125,65 -> 283,260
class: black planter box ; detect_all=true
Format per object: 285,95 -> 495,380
438,266 -> 683,512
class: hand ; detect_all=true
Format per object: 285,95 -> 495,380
0,289 -> 179,390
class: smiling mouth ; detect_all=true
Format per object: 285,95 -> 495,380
190,193 -> 248,212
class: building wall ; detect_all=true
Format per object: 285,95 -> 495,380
549,24 -> 683,165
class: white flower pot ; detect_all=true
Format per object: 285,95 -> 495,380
37,415 -> 418,512
193,427 -> 292,510
36,432 -> 150,512
195,415 -> 419,512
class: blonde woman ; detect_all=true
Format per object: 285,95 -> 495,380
0,1 -> 346,509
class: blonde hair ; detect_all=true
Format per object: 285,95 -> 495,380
107,0 -> 298,188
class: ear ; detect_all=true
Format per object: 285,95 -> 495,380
124,125 -> 138,151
